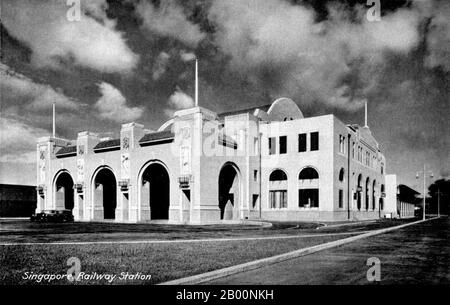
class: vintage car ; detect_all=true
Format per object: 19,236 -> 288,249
30,209 -> 74,223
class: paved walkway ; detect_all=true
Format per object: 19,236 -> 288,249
0,231 -> 366,246
203,217 -> 449,284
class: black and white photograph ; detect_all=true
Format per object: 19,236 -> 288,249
0,0 -> 448,300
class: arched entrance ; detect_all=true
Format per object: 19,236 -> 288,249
141,162 -> 170,220
372,180 -> 377,210
54,171 -> 74,211
218,163 -> 240,220
365,177 -> 370,211
93,168 -> 117,220
379,184 -> 385,210
298,167 -> 319,208
357,174 -> 362,211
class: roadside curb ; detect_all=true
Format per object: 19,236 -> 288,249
160,217 -> 439,285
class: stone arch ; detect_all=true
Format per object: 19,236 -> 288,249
372,180 -> 377,210
138,160 -> 171,220
298,167 -> 319,208
365,177 -> 371,211
91,166 -> 117,220
53,170 -> 74,211
268,168 -> 288,209
357,174 -> 363,211
218,162 -> 242,220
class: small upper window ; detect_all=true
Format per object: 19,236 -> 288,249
279,136 -> 287,154
269,137 -> 276,155
310,132 -> 319,151
298,133 -> 307,152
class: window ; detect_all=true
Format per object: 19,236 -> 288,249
352,142 -> 355,158
254,137 -> 259,155
270,191 -> 277,209
252,194 -> 259,208
339,189 -> 344,208
253,170 -> 258,182
339,168 -> 345,182
279,136 -> 287,154
269,170 -> 288,209
339,135 -> 345,154
299,167 -> 319,180
310,132 -> 319,151
270,170 -> 288,181
269,190 -> 287,209
298,167 -> 319,208
298,133 -> 306,152
298,189 -> 319,208
269,137 -> 276,155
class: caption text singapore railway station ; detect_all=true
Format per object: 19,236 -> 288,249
35,94 -> 389,224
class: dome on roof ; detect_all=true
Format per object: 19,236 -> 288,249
158,119 -> 174,132
267,98 -> 304,121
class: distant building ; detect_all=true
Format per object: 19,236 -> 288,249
385,175 -> 418,218
35,98 -> 388,223
0,184 -> 37,217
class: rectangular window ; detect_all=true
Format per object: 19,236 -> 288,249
253,170 -> 258,182
269,190 -> 287,209
298,133 -> 306,152
298,189 -> 319,208
254,137 -> 259,155
279,136 -> 287,154
310,132 -> 319,151
269,191 -> 277,208
280,190 -> 287,208
352,142 -> 355,158
339,189 -> 344,208
252,194 -> 259,209
339,135 -> 345,154
269,137 -> 276,155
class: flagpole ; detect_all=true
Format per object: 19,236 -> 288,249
52,101 -> 56,138
195,59 -> 198,107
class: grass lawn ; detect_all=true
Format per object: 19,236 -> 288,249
1,234 -> 346,285
0,218 -> 418,285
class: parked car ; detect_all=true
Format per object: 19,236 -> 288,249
414,206 -> 423,218
30,209 -> 74,223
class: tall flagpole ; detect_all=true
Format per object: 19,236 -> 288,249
364,100 -> 368,128
195,59 -> 198,107
52,101 -> 56,138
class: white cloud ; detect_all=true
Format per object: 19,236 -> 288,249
164,88 -> 194,117
422,1 -> 450,71
208,0 -> 423,111
94,82 -> 144,122
0,116 -> 48,163
0,63 -> 79,110
1,0 -> 138,74
152,52 -> 171,80
180,50 -> 197,62
136,0 -> 205,47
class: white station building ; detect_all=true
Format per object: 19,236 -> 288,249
35,95 -> 392,223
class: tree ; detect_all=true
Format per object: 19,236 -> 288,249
428,179 -> 450,215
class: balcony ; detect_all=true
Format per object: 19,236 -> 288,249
73,183 -> 84,193
178,175 -> 192,189
118,179 -> 130,191
35,185 -> 45,195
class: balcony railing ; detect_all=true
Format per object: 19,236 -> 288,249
178,175 -> 192,189
73,183 -> 84,193
118,179 -> 130,191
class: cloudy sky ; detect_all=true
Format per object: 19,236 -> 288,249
0,0 -> 448,190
